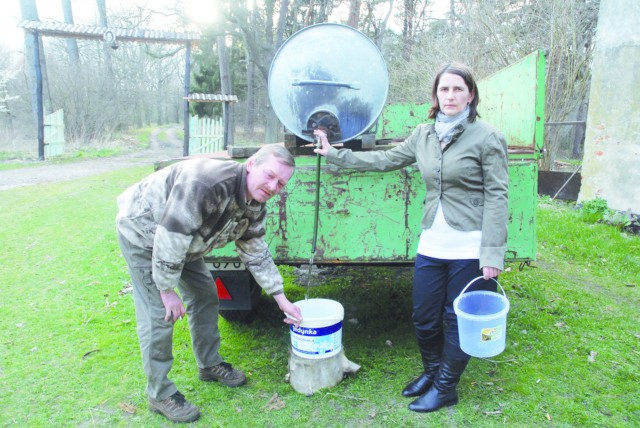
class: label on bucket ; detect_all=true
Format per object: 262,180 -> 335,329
481,326 -> 503,342
290,322 -> 342,358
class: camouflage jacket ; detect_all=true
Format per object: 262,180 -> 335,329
116,158 -> 283,295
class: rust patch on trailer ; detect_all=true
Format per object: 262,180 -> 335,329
276,191 -> 289,241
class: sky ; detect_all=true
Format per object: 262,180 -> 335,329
0,0 -> 448,51
0,0 -> 215,51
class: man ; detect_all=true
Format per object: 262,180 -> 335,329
116,144 -> 302,423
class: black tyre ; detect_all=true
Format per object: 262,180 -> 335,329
219,308 -> 258,323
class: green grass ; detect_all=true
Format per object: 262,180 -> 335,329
0,147 -> 130,172
157,130 -> 168,143
1,169 -> 639,427
124,126 -> 154,146
0,158 -> 43,171
0,126 -> 156,168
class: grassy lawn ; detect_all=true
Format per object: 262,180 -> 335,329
0,167 -> 638,427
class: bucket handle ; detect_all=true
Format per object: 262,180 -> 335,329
459,276 -> 506,298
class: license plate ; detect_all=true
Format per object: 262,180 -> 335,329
206,261 -> 246,271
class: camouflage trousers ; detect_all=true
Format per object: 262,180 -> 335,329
116,232 -> 223,400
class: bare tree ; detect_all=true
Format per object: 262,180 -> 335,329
217,35 -> 235,146
222,0 -> 344,143
348,0 -> 362,27
0,47 -> 20,122
399,0 -> 431,60
243,2 -> 260,135
61,0 -> 80,72
96,0 -> 115,81
387,0 -> 599,169
352,0 -> 395,47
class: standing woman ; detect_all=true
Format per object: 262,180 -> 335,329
314,62 -> 509,413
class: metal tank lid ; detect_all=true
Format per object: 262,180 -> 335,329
268,23 -> 389,144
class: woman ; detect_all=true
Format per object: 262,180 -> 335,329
314,62 -> 509,413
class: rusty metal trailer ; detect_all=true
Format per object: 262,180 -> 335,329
206,50 -> 545,319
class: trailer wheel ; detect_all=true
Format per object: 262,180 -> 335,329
212,268 -> 262,323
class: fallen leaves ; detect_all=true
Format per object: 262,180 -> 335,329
118,402 -> 136,414
588,351 -> 597,363
263,393 -> 285,411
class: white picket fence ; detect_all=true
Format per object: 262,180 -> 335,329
44,109 -> 65,157
189,115 -> 224,154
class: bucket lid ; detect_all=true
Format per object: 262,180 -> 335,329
292,298 -> 345,323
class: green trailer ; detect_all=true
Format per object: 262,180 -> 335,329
203,50 -> 545,319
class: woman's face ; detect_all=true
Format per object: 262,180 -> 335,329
436,73 -> 474,117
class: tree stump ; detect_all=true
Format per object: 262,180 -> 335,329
287,348 -> 360,396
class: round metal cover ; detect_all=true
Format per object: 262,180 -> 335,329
268,23 -> 389,143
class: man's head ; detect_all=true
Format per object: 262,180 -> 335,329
245,145 -> 295,203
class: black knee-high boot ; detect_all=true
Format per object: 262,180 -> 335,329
408,357 -> 469,412
402,334 -> 443,397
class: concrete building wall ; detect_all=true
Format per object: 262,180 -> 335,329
578,0 -> 640,212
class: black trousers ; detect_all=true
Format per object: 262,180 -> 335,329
412,254 -> 496,361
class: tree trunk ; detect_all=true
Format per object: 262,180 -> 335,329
156,61 -> 164,125
244,54 -> 255,135
217,36 -> 234,147
347,0 -> 361,28
243,5 -> 260,136
96,0 -> 115,81
375,0 -> 394,48
61,0 -> 80,71
275,0 -> 289,49
265,106 -> 280,144
402,0 -> 415,60
572,101 -> 587,159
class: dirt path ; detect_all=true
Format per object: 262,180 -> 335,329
0,126 -> 184,191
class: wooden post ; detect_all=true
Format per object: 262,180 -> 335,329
34,30 -> 45,161
183,42 -> 191,157
223,101 -> 230,150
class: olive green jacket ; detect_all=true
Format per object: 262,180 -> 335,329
326,119 -> 509,270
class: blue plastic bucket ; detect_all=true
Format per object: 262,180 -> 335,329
453,276 -> 509,358
290,299 -> 344,359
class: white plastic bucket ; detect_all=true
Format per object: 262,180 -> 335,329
453,276 -> 510,358
290,298 -> 344,359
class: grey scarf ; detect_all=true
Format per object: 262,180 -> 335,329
434,106 -> 470,145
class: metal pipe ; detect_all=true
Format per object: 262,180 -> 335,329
306,138 -> 323,299
552,164 -> 582,200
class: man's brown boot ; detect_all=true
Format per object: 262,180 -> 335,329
199,361 -> 247,387
148,390 -> 200,423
